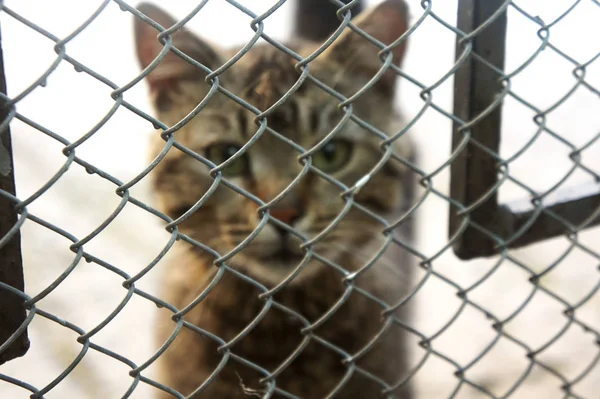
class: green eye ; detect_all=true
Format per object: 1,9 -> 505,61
205,143 -> 249,176
312,140 -> 353,173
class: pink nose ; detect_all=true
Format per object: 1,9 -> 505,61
269,207 -> 299,225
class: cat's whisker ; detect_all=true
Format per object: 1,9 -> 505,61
316,239 -> 409,280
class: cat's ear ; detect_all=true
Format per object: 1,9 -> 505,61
134,3 -> 221,93
319,0 -> 409,95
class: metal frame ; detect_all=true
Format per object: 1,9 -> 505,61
0,22 -> 29,364
450,0 -> 600,260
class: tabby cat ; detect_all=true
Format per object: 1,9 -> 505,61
134,0 -> 416,397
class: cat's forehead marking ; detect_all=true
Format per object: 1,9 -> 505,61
238,46 -> 301,111
195,44 -> 369,150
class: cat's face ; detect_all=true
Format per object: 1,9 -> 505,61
135,0 -> 412,285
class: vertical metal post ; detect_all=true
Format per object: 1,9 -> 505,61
0,19 -> 29,365
450,0 -> 509,260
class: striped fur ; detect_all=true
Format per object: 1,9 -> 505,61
135,1 -> 415,397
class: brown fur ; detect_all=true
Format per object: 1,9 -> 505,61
134,1 -> 415,398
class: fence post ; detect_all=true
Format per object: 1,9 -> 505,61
0,20 -> 29,365
450,0 -> 511,259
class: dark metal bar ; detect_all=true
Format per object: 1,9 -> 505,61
450,1 -> 600,259
294,0 -> 364,42
508,193 -> 600,249
0,20 -> 29,365
450,0 -> 509,260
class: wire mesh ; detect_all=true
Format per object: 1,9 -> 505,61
0,0 -> 599,398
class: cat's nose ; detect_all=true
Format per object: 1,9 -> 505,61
269,207 -> 299,226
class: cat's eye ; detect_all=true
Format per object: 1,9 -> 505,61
312,140 -> 353,173
205,143 -> 249,176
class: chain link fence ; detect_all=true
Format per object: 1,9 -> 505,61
1,0 -> 599,398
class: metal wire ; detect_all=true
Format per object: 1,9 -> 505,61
0,0 -> 599,398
